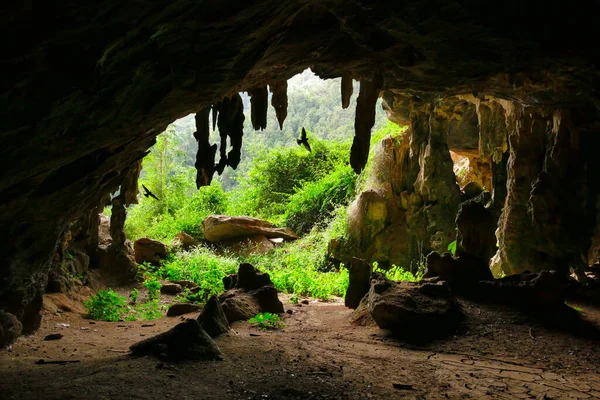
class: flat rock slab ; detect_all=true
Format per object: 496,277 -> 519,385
202,215 -> 298,243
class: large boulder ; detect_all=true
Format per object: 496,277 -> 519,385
198,295 -> 230,337
167,303 -> 202,317
368,274 -> 462,342
218,263 -> 284,323
0,311 -> 23,348
134,238 -> 168,265
202,215 -> 298,243
130,319 -> 222,361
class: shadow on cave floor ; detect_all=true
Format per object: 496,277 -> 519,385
1,295 -> 600,399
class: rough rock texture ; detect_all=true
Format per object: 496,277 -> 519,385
0,311 -> 23,348
160,283 -> 183,295
202,215 -> 298,243
193,107 -> 217,188
198,295 -> 230,338
368,274 -> 462,342
218,263 -> 284,323
424,252 -> 494,294
130,319 -> 221,361
171,231 -> 197,251
134,238 -> 169,265
2,1 -> 600,331
455,193 -> 497,264
215,235 -> 275,256
345,258 -> 372,309
166,303 -> 202,317
269,80 -> 288,130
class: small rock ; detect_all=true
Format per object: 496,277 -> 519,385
134,238 -> 168,265
44,333 -> 64,341
286,309 -> 293,315
172,280 -> 199,290
301,300 -> 309,305
141,324 -> 155,327
392,383 -> 414,390
167,303 -> 202,317
160,283 -> 183,295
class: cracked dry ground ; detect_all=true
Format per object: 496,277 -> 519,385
1,296 -> 599,400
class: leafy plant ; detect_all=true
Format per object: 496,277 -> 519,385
373,262 -> 422,282
129,288 -> 140,304
143,277 -> 161,301
290,295 -> 300,304
249,313 -> 285,330
174,288 -> 206,304
84,289 -> 128,322
447,240 -> 457,256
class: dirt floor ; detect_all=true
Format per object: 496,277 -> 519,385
1,292 -> 599,400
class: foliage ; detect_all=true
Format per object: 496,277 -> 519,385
84,289 -> 128,322
129,288 -> 140,304
249,312 -> 285,330
174,288 -> 206,304
373,262 -> 423,282
285,164 -> 357,235
143,277 -> 162,301
447,240 -> 457,256
84,288 -> 164,322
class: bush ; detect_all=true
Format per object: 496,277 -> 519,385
285,165 -> 357,235
84,289 -> 128,322
249,312 -> 285,330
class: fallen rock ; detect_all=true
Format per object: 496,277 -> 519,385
172,280 -> 200,291
44,333 -> 63,341
368,274 -> 461,342
349,294 -> 376,327
424,252 -> 493,294
198,295 -> 230,337
219,286 -> 284,323
237,263 -> 273,290
134,238 -> 168,265
0,311 -> 22,348
130,319 -> 222,361
223,274 -> 238,290
202,215 -> 298,243
345,258 -> 372,309
161,282 -> 183,295
217,235 -> 275,256
166,303 -> 202,317
171,231 -> 197,251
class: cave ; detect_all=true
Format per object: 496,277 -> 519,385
2,2 -> 600,399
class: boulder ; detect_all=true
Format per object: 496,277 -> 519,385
130,319 -> 222,361
198,295 -> 230,337
173,280 -> 200,291
345,258 -> 372,309
134,238 -> 168,265
0,311 -> 23,348
368,274 -> 462,342
160,282 -> 183,295
223,274 -> 238,290
349,294 -> 375,327
424,252 -> 493,294
476,270 -> 566,308
237,263 -> 273,290
202,215 -> 298,243
219,286 -> 284,323
171,231 -> 197,251
166,303 -> 202,317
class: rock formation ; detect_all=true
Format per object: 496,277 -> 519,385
2,1 -> 600,337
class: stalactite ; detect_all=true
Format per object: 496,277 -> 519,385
269,80 -> 288,130
341,72 -> 353,109
193,107 -> 217,188
217,93 -> 245,169
212,102 -> 220,131
248,86 -> 268,131
350,77 -> 381,174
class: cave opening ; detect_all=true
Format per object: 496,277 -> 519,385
2,2 -> 600,398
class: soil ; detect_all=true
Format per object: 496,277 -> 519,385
1,292 -> 599,400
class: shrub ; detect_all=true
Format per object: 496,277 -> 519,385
285,165 -> 357,235
249,312 -> 285,330
84,289 -> 128,322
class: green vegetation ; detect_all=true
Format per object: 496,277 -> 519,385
83,288 -> 164,322
249,312 -> 285,330
373,262 -> 423,282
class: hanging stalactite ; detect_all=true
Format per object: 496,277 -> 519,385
217,93 -> 245,169
193,107 -> 217,188
248,86 -> 268,131
341,72 -> 353,109
350,75 -> 381,174
269,80 -> 288,130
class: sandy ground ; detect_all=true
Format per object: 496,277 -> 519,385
1,294 -> 599,400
